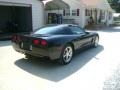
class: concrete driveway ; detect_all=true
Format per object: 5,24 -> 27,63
0,26 -> 120,90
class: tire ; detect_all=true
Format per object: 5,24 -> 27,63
58,44 -> 73,65
93,36 -> 99,48
25,54 -> 33,59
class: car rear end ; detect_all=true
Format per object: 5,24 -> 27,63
11,34 -> 52,59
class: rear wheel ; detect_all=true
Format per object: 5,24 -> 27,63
25,54 -> 33,59
58,44 -> 73,65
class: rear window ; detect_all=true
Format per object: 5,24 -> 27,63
33,25 -> 72,35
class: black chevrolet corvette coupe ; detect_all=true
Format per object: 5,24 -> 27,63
12,24 -> 99,64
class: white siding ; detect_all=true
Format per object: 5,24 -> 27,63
31,2 -> 44,30
0,0 -> 44,31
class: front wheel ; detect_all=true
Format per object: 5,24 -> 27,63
58,44 -> 73,65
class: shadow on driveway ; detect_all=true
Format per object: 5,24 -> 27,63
15,45 -> 104,82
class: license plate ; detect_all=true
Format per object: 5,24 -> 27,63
21,42 -> 32,51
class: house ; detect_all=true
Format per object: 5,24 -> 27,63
0,0 -> 113,36
44,0 -> 113,28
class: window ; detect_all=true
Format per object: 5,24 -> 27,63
69,26 -> 86,35
85,9 -> 88,16
63,27 -> 73,34
33,25 -> 72,35
34,26 -> 63,35
72,9 -> 77,16
63,9 -> 70,16
72,9 -> 79,16
100,10 -> 105,20
86,9 -> 91,16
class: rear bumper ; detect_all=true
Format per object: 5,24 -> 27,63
12,42 -> 62,60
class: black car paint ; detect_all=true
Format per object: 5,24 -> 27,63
12,24 -> 98,60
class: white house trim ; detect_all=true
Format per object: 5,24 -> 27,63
0,1 -> 31,7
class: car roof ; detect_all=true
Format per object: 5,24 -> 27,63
35,24 -> 80,32
44,24 -> 78,28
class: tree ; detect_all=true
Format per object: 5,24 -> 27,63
108,0 -> 120,12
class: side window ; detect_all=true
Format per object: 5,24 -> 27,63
63,27 -> 73,34
69,26 -> 86,35
54,27 -> 72,35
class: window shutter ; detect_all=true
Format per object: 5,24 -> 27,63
63,10 -> 65,16
77,9 -> 79,16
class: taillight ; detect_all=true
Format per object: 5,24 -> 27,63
41,40 -> 47,46
33,39 -> 40,45
33,39 -> 47,46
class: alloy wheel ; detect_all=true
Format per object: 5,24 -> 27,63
63,46 -> 73,63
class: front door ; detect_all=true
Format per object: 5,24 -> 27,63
69,26 -> 92,49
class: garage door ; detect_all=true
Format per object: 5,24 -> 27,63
0,4 -> 32,36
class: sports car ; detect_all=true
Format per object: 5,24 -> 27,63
12,24 -> 99,65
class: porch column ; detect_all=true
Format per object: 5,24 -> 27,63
97,9 -> 100,24
104,10 -> 108,25
106,10 -> 110,26
81,7 -> 86,28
